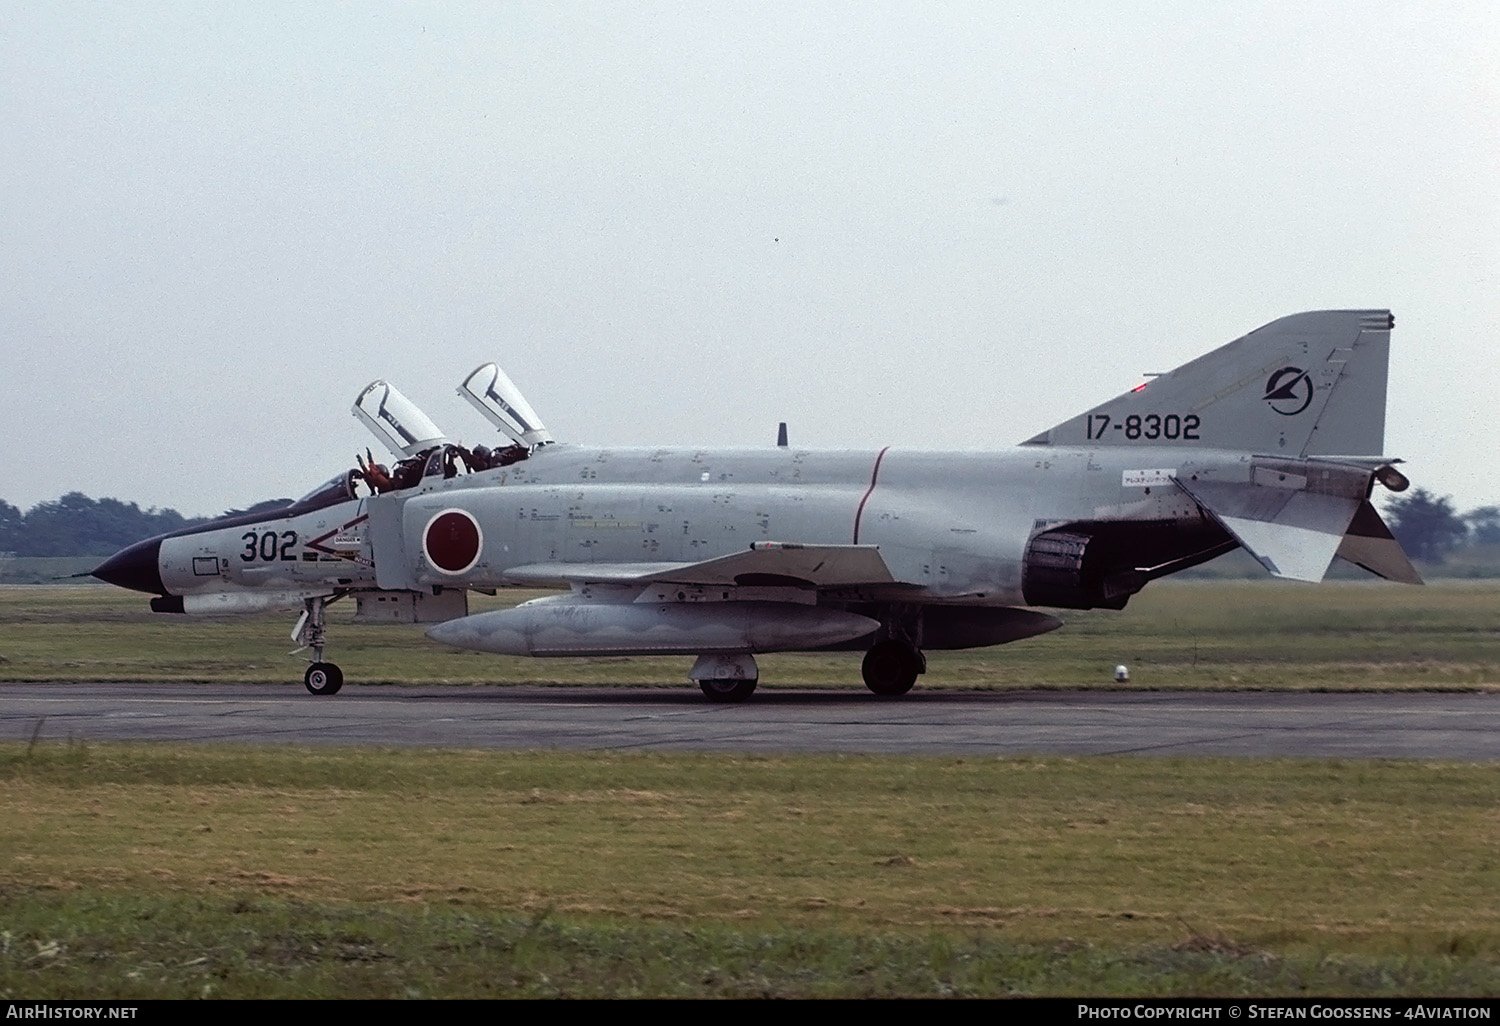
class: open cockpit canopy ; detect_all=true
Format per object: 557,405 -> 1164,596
458,362 -> 553,447
352,380 -> 449,458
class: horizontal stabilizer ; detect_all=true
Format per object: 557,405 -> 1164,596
1336,501 -> 1423,584
1176,478 -> 1362,582
502,542 -> 899,589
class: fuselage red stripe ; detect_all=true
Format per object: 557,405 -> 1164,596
852,446 -> 890,544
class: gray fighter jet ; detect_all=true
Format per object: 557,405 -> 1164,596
93,309 -> 1418,700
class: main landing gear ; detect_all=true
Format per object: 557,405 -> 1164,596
690,642 -> 927,702
861,638 -> 925,697
691,653 -> 759,703
294,595 -> 344,695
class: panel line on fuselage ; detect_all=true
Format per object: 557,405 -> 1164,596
852,446 -> 891,545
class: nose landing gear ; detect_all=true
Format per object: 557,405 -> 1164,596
293,595 -> 344,695
304,661 -> 344,695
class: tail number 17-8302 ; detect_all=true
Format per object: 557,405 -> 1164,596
1086,413 -> 1200,441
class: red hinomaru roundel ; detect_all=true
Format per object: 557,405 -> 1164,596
422,509 -> 483,574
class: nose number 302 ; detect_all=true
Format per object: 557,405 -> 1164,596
241,530 -> 299,562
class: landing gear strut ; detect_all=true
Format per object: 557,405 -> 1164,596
862,639 -> 924,697
294,595 -> 344,695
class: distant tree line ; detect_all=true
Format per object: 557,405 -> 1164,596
0,493 -> 208,558
1384,489 -> 1499,564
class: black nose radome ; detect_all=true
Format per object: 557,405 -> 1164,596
92,537 -> 165,595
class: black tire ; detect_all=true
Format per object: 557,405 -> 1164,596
862,640 -> 921,696
698,677 -> 757,702
304,662 -> 344,696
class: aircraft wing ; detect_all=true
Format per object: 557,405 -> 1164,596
501,542 -> 899,589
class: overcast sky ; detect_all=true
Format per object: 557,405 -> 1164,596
3,2 -> 1495,518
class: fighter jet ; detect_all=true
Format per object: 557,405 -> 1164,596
93,309 -> 1419,700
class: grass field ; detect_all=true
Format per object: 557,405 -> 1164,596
2,581 -> 1499,997
4,743 -> 1500,997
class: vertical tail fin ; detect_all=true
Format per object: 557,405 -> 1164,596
1024,310 -> 1394,457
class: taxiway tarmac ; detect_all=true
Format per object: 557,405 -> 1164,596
4,683 -> 1500,758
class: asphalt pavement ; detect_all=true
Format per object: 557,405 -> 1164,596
4,683 -> 1499,758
